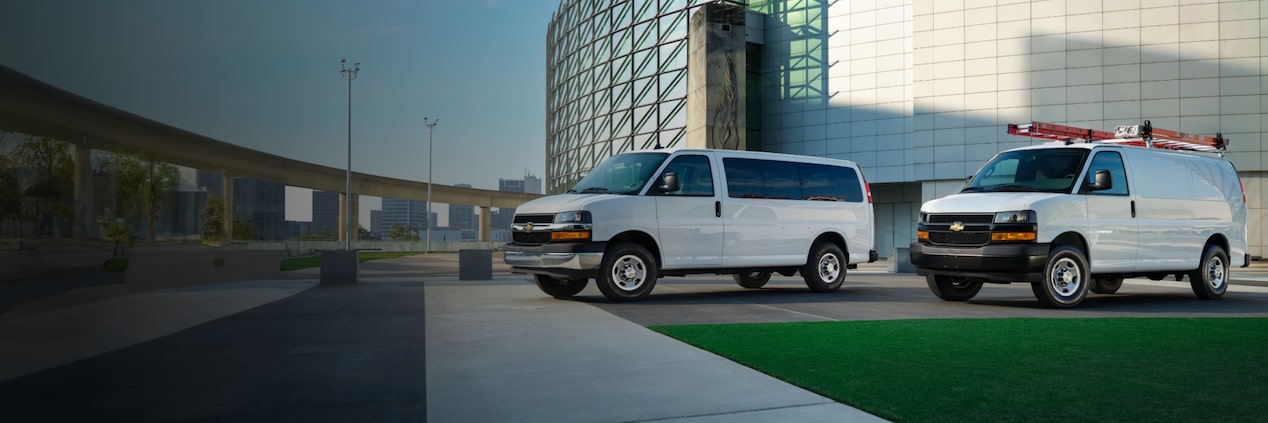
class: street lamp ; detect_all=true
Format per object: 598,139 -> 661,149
424,117 -> 438,253
340,59 -> 359,251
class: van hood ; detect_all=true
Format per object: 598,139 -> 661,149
922,192 -> 1066,214
514,194 -> 614,215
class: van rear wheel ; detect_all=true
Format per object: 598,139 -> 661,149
926,275 -> 983,301
533,274 -> 589,298
596,242 -> 658,301
734,271 -> 771,289
1031,245 -> 1090,308
802,242 -> 845,292
1190,244 -> 1228,299
1090,277 -> 1123,294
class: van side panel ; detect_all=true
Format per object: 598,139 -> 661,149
1126,150 -> 1206,270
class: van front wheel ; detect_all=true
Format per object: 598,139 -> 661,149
1189,244 -> 1228,299
533,274 -> 588,298
1031,245 -> 1090,308
802,242 -> 845,292
734,271 -> 771,289
926,275 -> 983,301
596,242 -> 658,301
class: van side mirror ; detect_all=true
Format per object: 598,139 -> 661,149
1088,169 -> 1112,191
659,172 -> 681,193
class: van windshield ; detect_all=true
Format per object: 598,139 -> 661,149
567,152 -> 669,195
963,149 -> 1089,193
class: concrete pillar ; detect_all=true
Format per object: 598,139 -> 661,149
685,2 -> 747,150
222,173 -> 234,242
351,194 -> 360,242
479,206 -> 492,242
73,142 -> 94,240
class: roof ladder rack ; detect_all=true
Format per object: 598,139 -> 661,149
1006,120 -> 1229,154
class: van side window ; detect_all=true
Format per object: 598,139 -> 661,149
724,158 -> 764,198
1088,151 -> 1129,195
656,155 -> 714,196
800,163 -> 864,202
762,160 -> 802,199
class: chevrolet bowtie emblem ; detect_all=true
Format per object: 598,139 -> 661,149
949,222 -> 965,232
524,223 -> 534,232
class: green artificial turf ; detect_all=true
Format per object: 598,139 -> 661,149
652,318 -> 1268,423
279,251 -> 422,271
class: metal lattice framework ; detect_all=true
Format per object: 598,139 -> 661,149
546,0 -> 744,194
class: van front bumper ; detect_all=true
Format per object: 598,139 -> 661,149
504,241 -> 606,278
909,242 -> 1050,283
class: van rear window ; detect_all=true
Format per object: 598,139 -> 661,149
723,158 -> 863,202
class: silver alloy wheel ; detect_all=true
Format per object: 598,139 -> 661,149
1049,256 -> 1082,297
1204,255 -> 1227,291
611,255 -> 647,292
817,253 -> 841,283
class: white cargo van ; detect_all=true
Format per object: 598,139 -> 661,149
505,148 -> 877,301
911,130 -> 1248,308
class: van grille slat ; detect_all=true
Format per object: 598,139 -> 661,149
928,214 -> 993,224
514,214 -> 554,224
929,231 -> 991,246
512,232 -> 552,244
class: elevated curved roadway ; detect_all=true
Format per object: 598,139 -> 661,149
0,65 -> 541,241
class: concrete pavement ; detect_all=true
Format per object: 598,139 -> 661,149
0,253 -> 888,422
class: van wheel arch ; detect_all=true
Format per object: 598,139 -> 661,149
809,232 -> 848,261
610,230 -> 661,269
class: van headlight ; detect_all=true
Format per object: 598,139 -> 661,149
554,211 -> 592,223
994,210 -> 1035,224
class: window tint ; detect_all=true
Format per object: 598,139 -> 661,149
655,155 -> 714,196
724,158 -> 862,202
800,163 -> 863,202
1088,151 -> 1129,196
724,158 -> 764,198
762,160 -> 801,199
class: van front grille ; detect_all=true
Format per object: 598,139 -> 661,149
929,231 -> 991,246
514,214 -> 553,224
928,214 -> 993,224
512,232 -> 551,244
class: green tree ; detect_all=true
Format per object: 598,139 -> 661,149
233,218 -> 257,241
113,152 -> 178,242
201,195 -> 226,245
13,136 -> 73,237
358,225 -> 374,240
0,136 -> 21,231
388,223 -> 420,241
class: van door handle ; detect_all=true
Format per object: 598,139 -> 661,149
1131,200 -> 1136,218
715,201 -> 721,218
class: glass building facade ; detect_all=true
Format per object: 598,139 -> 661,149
548,0 -> 1268,256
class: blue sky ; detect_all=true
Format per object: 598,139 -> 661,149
0,0 -> 556,223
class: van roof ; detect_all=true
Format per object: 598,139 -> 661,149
1002,142 -> 1227,159
622,148 -> 860,165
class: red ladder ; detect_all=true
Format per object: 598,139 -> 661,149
1006,121 -> 1228,153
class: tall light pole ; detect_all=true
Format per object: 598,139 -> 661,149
340,59 -> 359,251
424,117 -> 438,253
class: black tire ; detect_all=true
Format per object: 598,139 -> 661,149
1189,244 -> 1228,299
1031,245 -> 1090,308
926,274 -> 983,301
533,274 -> 588,298
595,242 -> 658,301
802,242 -> 846,293
1090,277 -> 1123,294
734,271 -> 772,289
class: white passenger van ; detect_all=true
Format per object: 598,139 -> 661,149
505,148 -> 877,301
911,123 -> 1248,308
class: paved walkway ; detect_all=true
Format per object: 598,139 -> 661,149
0,253 -> 887,422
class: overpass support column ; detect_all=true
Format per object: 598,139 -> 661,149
222,173 -> 234,242
72,141 -> 95,240
478,206 -> 492,242
338,193 -> 360,245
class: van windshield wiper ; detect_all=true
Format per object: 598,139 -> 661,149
961,186 -> 987,192
579,187 -> 610,194
990,184 -> 1038,192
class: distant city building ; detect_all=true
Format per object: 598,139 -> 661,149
449,184 -> 474,231
379,197 -> 429,236
233,178 -> 286,240
369,209 -> 382,239
494,174 -> 541,234
312,191 -> 340,237
286,220 -> 312,238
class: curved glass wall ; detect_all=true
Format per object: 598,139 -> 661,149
547,0 -> 745,194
